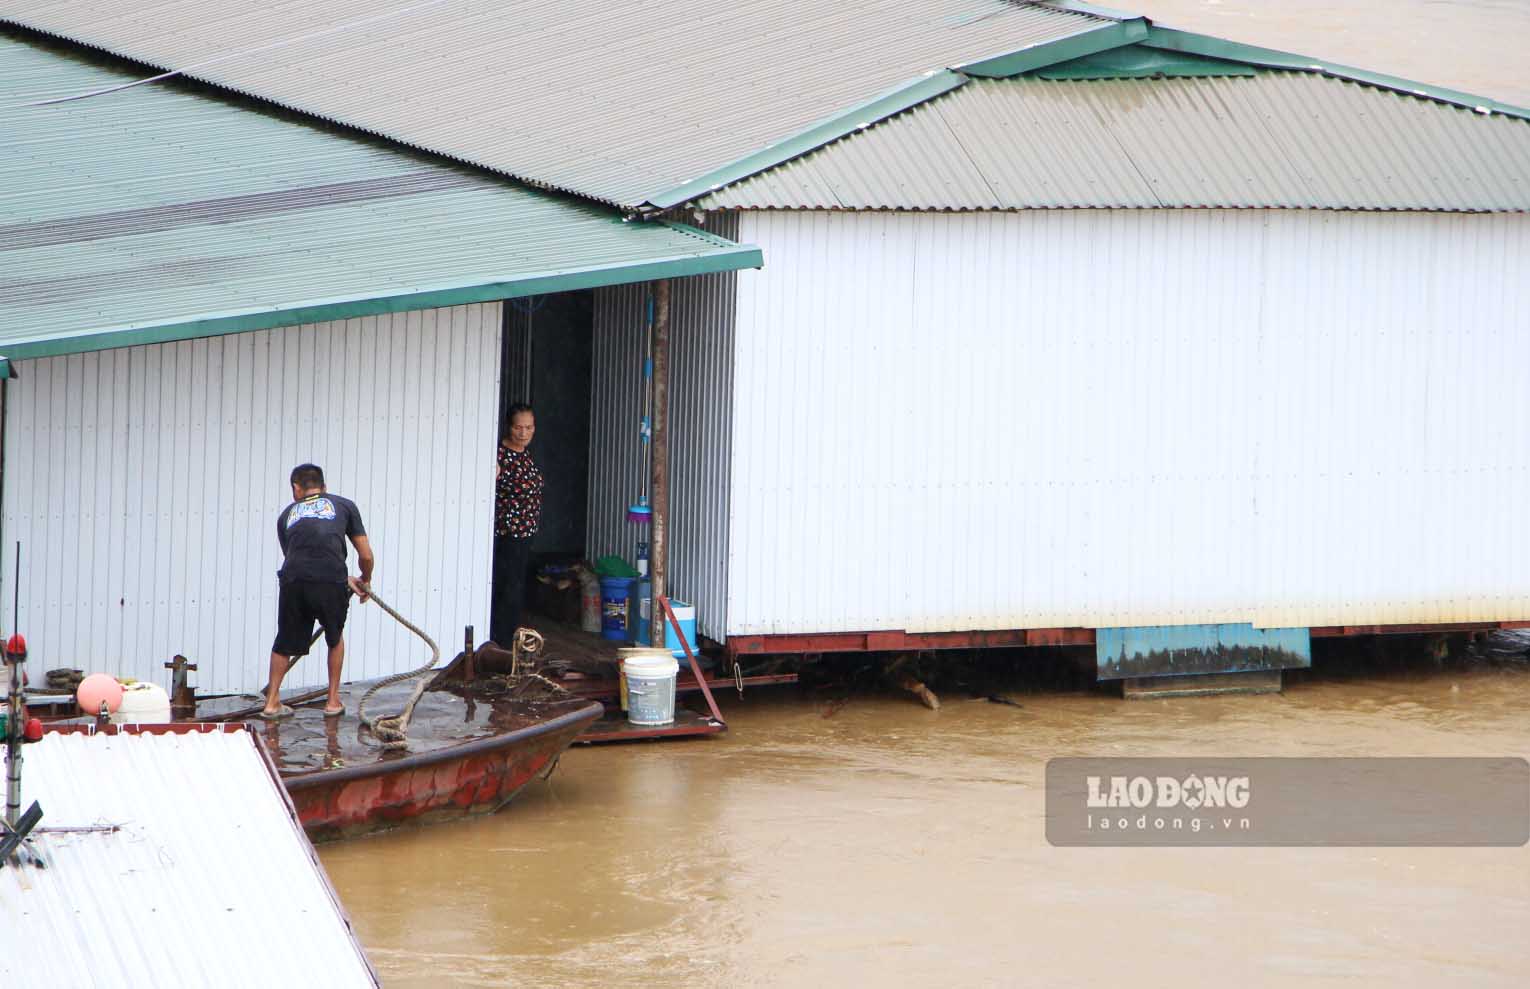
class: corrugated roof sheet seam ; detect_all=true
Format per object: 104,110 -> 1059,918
0,33 -> 761,359
0,1 -> 1109,208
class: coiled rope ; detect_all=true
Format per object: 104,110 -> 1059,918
354,584 -> 440,751
511,627 -> 544,675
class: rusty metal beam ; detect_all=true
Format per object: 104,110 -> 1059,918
1309,621 -> 1526,637
661,595 -> 725,726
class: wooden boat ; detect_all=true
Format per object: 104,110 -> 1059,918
72,674 -> 603,843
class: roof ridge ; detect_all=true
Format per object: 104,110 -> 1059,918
649,6 -> 1138,209
686,12 -> 1530,210
1142,27 -> 1530,122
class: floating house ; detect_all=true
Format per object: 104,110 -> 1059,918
3,3 -> 1528,688
0,30 -> 758,691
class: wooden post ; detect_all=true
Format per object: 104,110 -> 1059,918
649,279 -> 671,647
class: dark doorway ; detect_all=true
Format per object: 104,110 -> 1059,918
500,291 -> 594,560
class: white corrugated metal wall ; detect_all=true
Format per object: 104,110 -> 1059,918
2,303 -> 501,693
588,218 -> 738,640
730,210 -> 1530,635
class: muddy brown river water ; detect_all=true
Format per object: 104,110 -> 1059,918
321,652 -> 1530,987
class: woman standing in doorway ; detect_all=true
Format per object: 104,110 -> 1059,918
492,403 -> 543,644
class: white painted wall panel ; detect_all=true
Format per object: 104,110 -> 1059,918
588,221 -> 737,642
730,210 -> 1530,635
2,303 -> 500,694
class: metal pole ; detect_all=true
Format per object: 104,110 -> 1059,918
4,651 -> 20,827
649,278 -> 671,647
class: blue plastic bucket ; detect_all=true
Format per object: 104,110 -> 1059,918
627,577 -> 652,646
599,576 -> 635,641
663,601 -> 698,660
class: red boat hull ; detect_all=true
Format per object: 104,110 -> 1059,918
283,702 -> 601,841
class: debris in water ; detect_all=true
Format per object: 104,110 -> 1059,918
896,674 -> 940,710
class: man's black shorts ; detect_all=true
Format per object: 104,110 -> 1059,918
273,580 -> 350,657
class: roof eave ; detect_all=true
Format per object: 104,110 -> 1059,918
0,237 -> 763,364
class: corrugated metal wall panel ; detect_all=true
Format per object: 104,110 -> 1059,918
668,215 -> 740,644
501,302 -> 532,420
587,217 -> 738,641
587,282 -> 649,580
730,210 -> 1530,634
1,303 -> 500,694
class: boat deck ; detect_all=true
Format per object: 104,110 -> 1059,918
525,619 -> 797,743
195,681 -> 598,778
529,619 -> 799,703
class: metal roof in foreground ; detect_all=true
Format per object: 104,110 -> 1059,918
0,34 -> 760,371
0,0 -> 1109,210
0,727 -> 377,988
703,56 -> 1530,211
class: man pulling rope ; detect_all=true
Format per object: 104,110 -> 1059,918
262,463 -> 373,720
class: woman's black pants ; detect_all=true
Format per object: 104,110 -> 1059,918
491,534 -> 532,645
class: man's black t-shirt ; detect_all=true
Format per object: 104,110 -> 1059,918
277,493 -> 365,584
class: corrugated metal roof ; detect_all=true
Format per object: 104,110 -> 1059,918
701,71 -> 1530,211
0,727 -> 377,988
0,34 -> 760,366
0,1 -> 1108,209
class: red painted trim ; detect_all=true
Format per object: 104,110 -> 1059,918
726,627 -> 1095,655
44,721 -> 247,737
727,620 -> 1530,655
1309,621 -> 1525,637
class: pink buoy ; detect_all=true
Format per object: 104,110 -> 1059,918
77,673 -> 124,715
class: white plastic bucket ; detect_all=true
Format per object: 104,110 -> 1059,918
112,682 -> 171,724
622,652 -> 678,726
617,647 -> 673,712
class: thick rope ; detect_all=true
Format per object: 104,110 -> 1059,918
355,585 -> 440,750
511,626 -> 545,676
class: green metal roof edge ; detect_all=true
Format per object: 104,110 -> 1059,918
0,360 -> 12,379
0,243 -> 763,363
1144,26 -> 1530,121
1034,43 -> 1257,79
655,219 -> 753,250
647,70 -> 967,210
666,19 -> 1149,209
957,17 -> 1149,78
